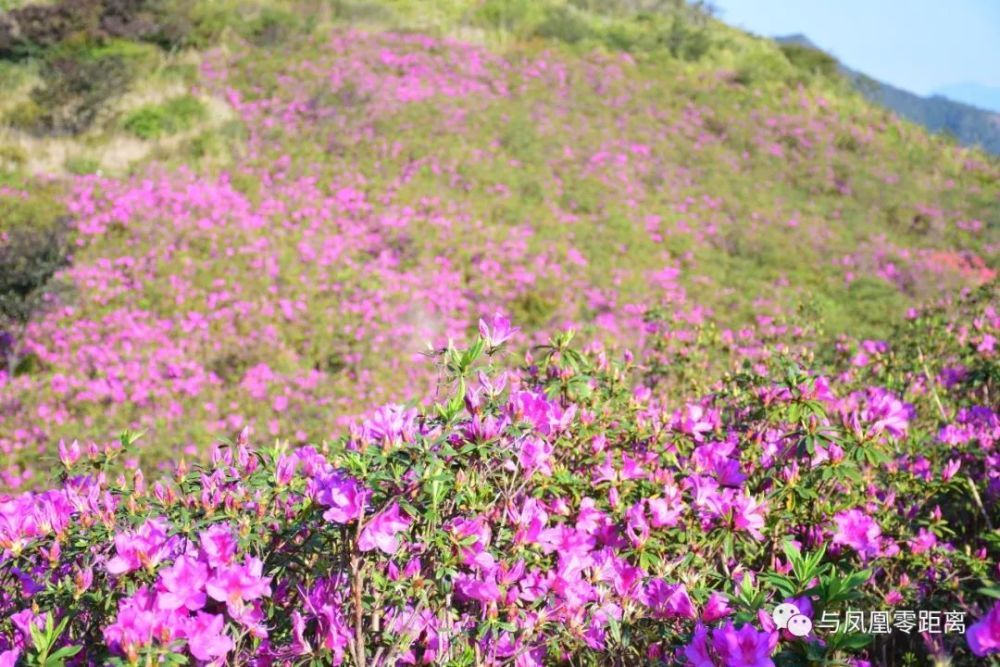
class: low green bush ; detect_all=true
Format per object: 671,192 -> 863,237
239,6 -> 307,46
0,145 -> 27,172
8,40 -> 156,136
64,154 -> 101,174
0,192 -> 71,376
28,52 -> 132,135
533,5 -> 593,45
467,0 -> 545,39
122,94 -> 207,139
779,42 -> 841,79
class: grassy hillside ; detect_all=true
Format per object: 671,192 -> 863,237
0,0 -> 996,483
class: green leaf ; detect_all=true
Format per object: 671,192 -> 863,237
457,534 -> 480,547
979,586 -> 1000,600
838,633 -> 874,650
461,339 -> 485,368
761,573 -> 798,598
47,645 -> 83,664
783,541 -> 803,569
29,621 -> 47,653
52,616 -> 69,639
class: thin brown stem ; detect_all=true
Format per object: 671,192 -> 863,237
917,346 -> 948,421
967,476 -> 995,531
351,512 -> 367,667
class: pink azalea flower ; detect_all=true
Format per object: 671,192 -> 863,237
686,474 -> 720,509
449,515 -> 495,568
711,621 -> 778,667
73,566 -> 93,597
575,497 -> 610,534
156,554 -> 209,611
507,390 -> 575,436
910,527 -> 938,554
703,592 -> 734,622
231,600 -> 270,638
968,602 -> 1000,657
832,509 -> 882,559
10,609 -> 44,645
275,454 -> 297,485
625,502 -> 651,548
58,440 -> 81,467
858,388 -> 914,438
608,556 -> 644,598
941,458 -> 961,481
362,404 -> 419,448
358,502 -> 411,555
106,518 -> 175,575
479,312 -> 519,350
674,404 -> 717,441
290,611 -> 312,656
512,497 -> 548,545
511,498 -> 549,544
205,556 -> 272,615
103,605 -> 155,662
455,571 -> 502,603
315,472 -> 369,524
619,453 -> 646,480
592,454 -> 618,485
537,525 -> 596,567
643,580 -> 696,619
518,436 -> 554,477
713,458 -> 747,487
198,524 -> 238,568
683,623 -> 715,667
648,489 -> 684,527
184,612 -> 234,662
731,493 -> 767,540
104,587 -> 185,659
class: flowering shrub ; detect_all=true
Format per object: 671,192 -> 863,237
1,300 -> 998,666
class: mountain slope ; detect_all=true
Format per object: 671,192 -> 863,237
934,81 -> 1000,113
775,33 -> 1000,155
0,0 -> 996,473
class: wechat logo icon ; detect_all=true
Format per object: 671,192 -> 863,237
771,602 -> 813,638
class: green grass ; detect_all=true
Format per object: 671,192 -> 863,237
64,155 -> 101,175
122,95 -> 208,140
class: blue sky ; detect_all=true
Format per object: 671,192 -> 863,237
711,0 -> 1000,103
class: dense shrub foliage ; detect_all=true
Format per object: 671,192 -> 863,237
24,49 -> 134,135
777,43 -> 840,81
0,0 -> 181,59
0,194 -> 70,378
0,297 -> 998,665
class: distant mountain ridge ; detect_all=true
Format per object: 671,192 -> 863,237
934,82 -> 1000,114
775,34 -> 1000,156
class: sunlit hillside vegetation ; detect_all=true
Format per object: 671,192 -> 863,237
0,3 -> 997,665
0,0 -> 995,473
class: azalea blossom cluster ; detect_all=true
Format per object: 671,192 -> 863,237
1,305 -> 997,666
